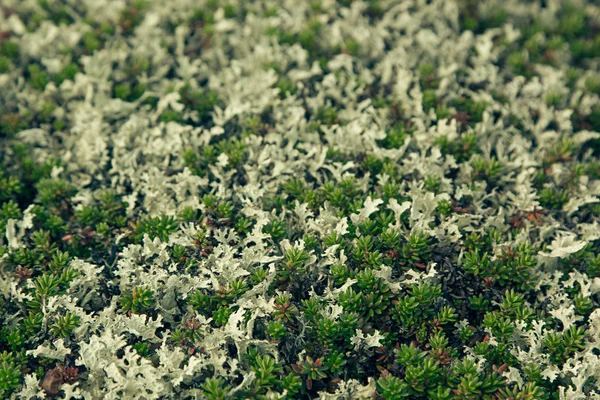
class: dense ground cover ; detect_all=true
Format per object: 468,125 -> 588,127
1,0 -> 600,398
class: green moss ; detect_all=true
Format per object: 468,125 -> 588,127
223,5 -> 237,19
343,39 -> 360,56
82,31 -> 101,53
316,106 -> 339,125
471,156 -> 503,184
0,42 -> 19,60
277,77 -> 297,98
119,3 -> 146,35
54,63 -> 80,86
37,102 -> 56,123
0,57 -> 11,73
538,187 -> 569,210
422,89 -> 437,110
558,6 -> 586,39
160,109 -> 184,123
0,114 -> 27,138
179,84 -> 221,122
418,63 -> 438,90
507,51 -> 530,77
544,90 -> 562,107
27,64 -> 50,91
38,0 -> 74,25
114,83 -> 131,100
435,132 -> 481,162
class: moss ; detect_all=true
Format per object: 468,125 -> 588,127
0,57 -> 11,73
179,84 -> 222,122
507,51 -> 534,78
38,0 -> 74,25
316,106 -> 339,125
277,77 -> 297,98
159,109 -> 184,123
418,63 -> 439,90
422,89 -> 437,110
82,31 -> 101,53
26,64 -> 50,91
119,2 -> 146,35
343,39 -> 360,56
0,42 -> 19,60
54,63 -> 80,86
0,114 -> 27,138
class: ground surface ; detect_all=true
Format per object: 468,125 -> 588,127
1,0 -> 600,399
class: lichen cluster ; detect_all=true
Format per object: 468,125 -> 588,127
1,0 -> 600,399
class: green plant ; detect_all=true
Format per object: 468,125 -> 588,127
51,311 -> 81,338
135,215 -> 178,242
0,352 -> 21,398
119,287 -> 154,314
292,355 -> 327,391
27,64 -> 50,90
543,325 -> 586,365
401,232 -> 432,266
201,377 -> 230,400
471,156 -> 503,183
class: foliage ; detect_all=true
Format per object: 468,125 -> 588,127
0,0 -> 600,399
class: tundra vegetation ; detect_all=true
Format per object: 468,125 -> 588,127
1,0 -> 600,399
